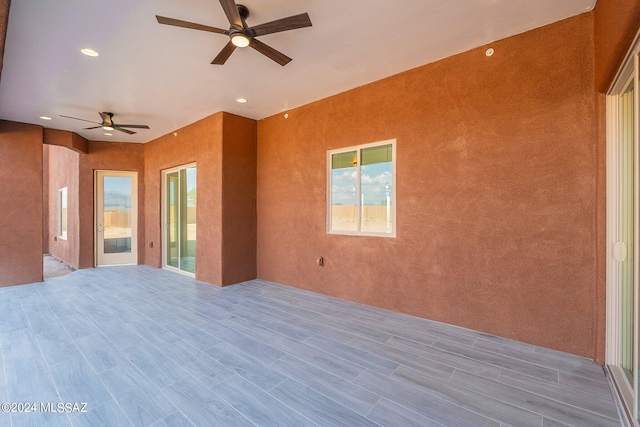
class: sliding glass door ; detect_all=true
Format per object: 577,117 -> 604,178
162,164 -> 196,275
607,46 -> 640,424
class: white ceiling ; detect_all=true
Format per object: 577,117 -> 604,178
0,0 -> 596,143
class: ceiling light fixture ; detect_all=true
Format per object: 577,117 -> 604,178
40,116 -> 52,120
102,125 -> 114,131
230,31 -> 250,48
80,48 -> 99,57
236,97 -> 248,104
104,132 -> 113,136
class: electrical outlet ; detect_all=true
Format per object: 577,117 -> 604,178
317,256 -> 324,267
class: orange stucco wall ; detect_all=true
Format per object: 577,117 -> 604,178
0,120 -> 43,286
221,113 -> 257,285
78,141 -> 145,269
257,14 -> 598,357
144,113 -> 224,284
45,144 -> 80,268
144,112 -> 257,286
594,0 -> 640,93
44,128 -> 88,154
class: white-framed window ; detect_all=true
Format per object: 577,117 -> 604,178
327,139 -> 396,237
58,187 -> 68,239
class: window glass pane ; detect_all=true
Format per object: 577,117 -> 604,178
165,166 -> 196,274
329,142 -> 394,236
103,176 -> 132,254
166,172 -> 179,268
360,148 -> 393,234
331,154 -> 358,232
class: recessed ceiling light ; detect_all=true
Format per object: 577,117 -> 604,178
81,48 -> 99,57
236,97 -> 248,104
40,116 -> 52,121
104,132 -> 113,136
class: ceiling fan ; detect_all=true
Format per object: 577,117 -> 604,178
156,0 -> 312,66
59,112 -> 150,135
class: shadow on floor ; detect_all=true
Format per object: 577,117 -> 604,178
43,253 -> 74,280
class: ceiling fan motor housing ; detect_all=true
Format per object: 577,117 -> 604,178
237,4 -> 249,20
102,112 -> 114,126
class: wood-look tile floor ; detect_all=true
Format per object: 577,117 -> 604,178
0,266 -> 622,427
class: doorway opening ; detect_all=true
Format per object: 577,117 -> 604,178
606,34 -> 640,425
95,170 -> 138,266
162,163 -> 197,276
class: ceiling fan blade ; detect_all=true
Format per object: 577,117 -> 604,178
59,115 -> 100,125
250,13 -> 312,37
249,38 -> 292,66
84,126 -> 102,130
114,126 -> 136,135
115,124 -> 150,129
156,15 -> 226,34
219,0 -> 242,27
212,41 -> 237,65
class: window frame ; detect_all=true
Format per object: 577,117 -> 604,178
58,187 -> 68,240
326,139 -> 396,238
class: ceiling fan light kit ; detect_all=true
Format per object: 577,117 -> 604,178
156,0 -> 312,66
230,31 -> 250,48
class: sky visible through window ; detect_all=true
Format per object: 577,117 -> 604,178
331,162 -> 392,206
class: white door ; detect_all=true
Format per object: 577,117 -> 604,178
95,171 -> 138,266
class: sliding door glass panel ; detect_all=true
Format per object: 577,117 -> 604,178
166,172 -> 179,268
621,80 -> 635,383
164,165 -> 196,274
181,167 -> 196,274
103,176 -> 132,254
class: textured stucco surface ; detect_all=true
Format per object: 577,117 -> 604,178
257,15 -> 598,357
44,128 -> 88,154
78,141 -> 145,269
594,0 -> 640,93
45,144 -> 80,268
221,113 -> 257,286
0,120 -> 43,286
144,112 -> 257,286
144,113 -> 224,285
